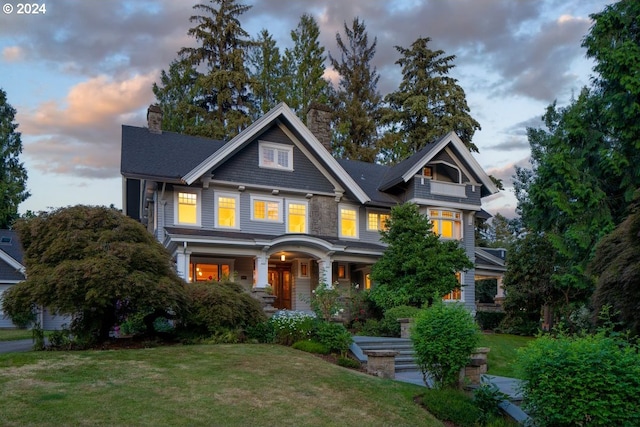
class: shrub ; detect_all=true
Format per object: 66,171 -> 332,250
411,302 -> 480,388
181,281 -> 266,338
313,321 -> 353,356
353,318 -> 382,336
379,305 -> 421,337
305,283 -> 344,321
48,327 -> 74,349
476,311 -> 506,331
518,331 -> 640,426
420,388 -> 481,427
246,321 -> 276,343
473,380 -> 509,425
337,356 -> 361,369
268,310 -> 316,345
292,340 -> 330,354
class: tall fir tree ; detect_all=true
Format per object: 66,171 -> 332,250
380,37 -> 480,164
248,29 -> 284,117
0,88 -> 29,228
283,14 -> 332,120
329,18 -> 382,162
153,0 -> 254,140
152,58 -> 201,134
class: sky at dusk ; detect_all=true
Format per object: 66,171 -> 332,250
0,0 -> 613,218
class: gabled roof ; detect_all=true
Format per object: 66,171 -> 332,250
0,230 -> 25,281
475,247 -> 507,270
182,102 -> 371,204
378,131 -> 499,197
120,126 -> 225,182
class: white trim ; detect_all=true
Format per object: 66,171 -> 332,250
285,199 -> 308,234
365,209 -> 391,231
401,131 -> 499,194
214,191 -> 240,229
182,102 -> 370,204
258,141 -> 293,171
173,187 -> 201,227
409,197 -> 481,211
426,207 -> 463,240
338,204 -> 359,239
0,250 -> 25,274
250,194 -> 283,223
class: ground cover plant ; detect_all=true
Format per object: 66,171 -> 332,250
0,344 -> 441,426
0,329 -> 34,341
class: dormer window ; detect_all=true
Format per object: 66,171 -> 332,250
259,141 -> 293,171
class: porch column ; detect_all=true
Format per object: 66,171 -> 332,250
254,252 -> 269,289
496,276 -> 505,298
318,257 -> 333,287
176,250 -> 191,282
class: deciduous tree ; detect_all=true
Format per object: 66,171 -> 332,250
0,88 -> 29,228
1,206 -> 188,345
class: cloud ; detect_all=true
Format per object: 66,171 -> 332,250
486,156 -> 532,188
2,46 -> 24,62
20,72 -> 156,178
486,135 -> 529,151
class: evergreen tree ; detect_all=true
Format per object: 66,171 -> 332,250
248,29 -> 284,117
329,18 -> 382,162
152,59 -> 201,134
0,88 -> 29,228
283,14 -> 332,120
380,37 -> 480,164
153,0 -> 254,140
369,203 -> 473,310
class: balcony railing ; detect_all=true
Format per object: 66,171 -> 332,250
430,181 -> 467,198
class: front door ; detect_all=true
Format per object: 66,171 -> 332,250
268,266 -> 292,310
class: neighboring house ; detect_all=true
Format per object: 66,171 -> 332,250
120,102 -> 500,312
0,229 -> 69,330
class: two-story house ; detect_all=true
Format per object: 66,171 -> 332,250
120,103 -> 499,312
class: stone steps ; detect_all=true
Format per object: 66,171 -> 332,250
350,336 -> 418,372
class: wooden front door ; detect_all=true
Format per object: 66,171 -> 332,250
268,266 -> 292,310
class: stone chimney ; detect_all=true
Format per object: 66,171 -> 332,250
147,104 -> 163,134
306,102 -> 332,152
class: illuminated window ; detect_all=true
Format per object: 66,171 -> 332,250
429,209 -> 462,239
190,262 -> 232,282
422,166 -> 433,177
339,206 -> 358,238
443,272 -> 462,301
338,264 -> 347,279
176,190 -> 199,225
367,212 -> 390,231
252,197 -> 281,222
259,141 -> 293,171
365,274 -> 371,290
287,201 -> 307,233
216,193 -> 239,228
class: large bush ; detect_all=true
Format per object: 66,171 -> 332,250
411,302 -> 480,389
517,331 -> 640,426
2,205 -> 188,346
181,281 -> 266,337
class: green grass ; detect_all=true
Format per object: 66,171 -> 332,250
479,333 -> 535,378
0,328 -> 34,341
0,344 -> 443,426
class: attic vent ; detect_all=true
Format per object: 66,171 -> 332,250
0,236 -> 11,244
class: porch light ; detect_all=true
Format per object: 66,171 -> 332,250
280,254 -> 286,261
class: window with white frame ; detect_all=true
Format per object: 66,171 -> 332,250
251,196 -> 282,222
259,141 -> 293,171
286,200 -> 307,233
443,272 -> 463,301
175,189 -> 200,226
367,211 -> 390,231
429,209 -> 462,239
339,206 -> 358,238
215,192 -> 239,229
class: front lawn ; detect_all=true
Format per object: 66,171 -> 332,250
479,333 -> 534,378
0,343 -> 442,426
0,329 -> 33,342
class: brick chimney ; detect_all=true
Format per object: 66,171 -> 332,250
306,102 -> 332,152
147,104 -> 163,134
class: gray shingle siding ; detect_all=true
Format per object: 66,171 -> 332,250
409,178 -> 482,206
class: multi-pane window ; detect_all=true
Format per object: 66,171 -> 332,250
340,207 -> 358,238
189,263 -> 231,282
430,209 -> 462,239
260,142 -> 293,171
216,194 -> 238,228
287,202 -> 307,233
367,212 -> 390,231
253,198 -> 281,222
177,191 -> 198,225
